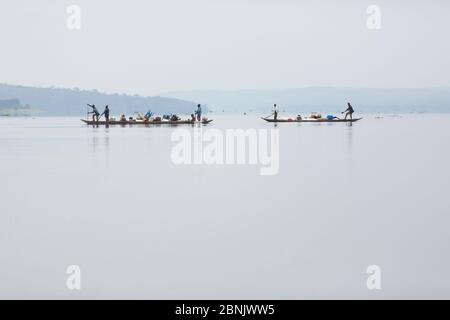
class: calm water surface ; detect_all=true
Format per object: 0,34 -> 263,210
1,114 -> 450,299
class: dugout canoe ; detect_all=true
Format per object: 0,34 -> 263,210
81,119 -> 213,125
261,117 -> 362,123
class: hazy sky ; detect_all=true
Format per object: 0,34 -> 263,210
1,0 -> 449,95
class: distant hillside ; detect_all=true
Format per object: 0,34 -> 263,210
161,87 -> 450,114
0,98 -> 21,109
0,84 -> 200,116
0,98 -> 32,116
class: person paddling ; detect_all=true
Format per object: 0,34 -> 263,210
342,103 -> 355,120
87,104 -> 100,122
273,104 -> 278,121
195,104 -> 202,121
101,105 -> 110,123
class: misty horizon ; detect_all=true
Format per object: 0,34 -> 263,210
1,0 -> 450,96
3,81 -> 450,98
2,82 -> 450,115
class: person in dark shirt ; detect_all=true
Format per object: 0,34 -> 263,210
342,103 -> 355,120
101,105 -> 110,123
87,104 -> 100,122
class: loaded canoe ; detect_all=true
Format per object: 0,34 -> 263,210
261,117 -> 362,123
82,119 -> 213,125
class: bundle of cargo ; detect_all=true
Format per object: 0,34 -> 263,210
309,113 -> 322,119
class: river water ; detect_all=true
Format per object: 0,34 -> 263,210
0,114 -> 449,299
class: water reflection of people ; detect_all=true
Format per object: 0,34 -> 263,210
346,121 -> 353,153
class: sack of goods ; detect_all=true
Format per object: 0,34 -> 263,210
309,113 -> 322,119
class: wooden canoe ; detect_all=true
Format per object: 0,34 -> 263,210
261,117 -> 362,123
82,119 -> 213,125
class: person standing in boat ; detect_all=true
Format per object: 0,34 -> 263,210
342,103 -> 355,120
101,105 -> 110,123
195,104 -> 202,121
273,104 -> 278,121
87,104 -> 100,122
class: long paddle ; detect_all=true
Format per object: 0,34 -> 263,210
263,112 -> 274,119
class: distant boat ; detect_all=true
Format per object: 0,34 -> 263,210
261,117 -> 362,123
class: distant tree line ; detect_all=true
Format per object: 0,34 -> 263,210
0,84 -> 201,116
